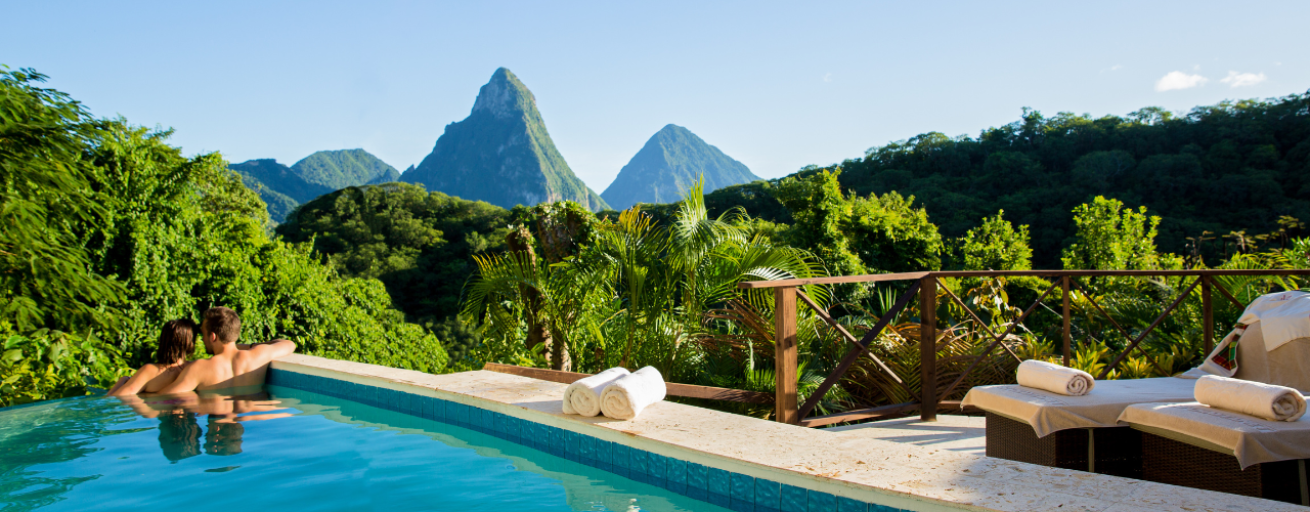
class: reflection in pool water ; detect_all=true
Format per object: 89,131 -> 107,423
0,386 -> 727,512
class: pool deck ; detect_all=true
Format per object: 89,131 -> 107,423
270,354 -> 1302,512
825,416 -> 987,457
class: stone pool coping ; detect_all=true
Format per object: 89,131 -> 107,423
269,354 -> 1299,512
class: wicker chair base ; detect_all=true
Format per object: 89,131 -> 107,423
1140,432 -> 1307,505
985,413 -> 1141,478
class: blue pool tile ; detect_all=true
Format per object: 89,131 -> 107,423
649,453 -> 668,488
535,423 -> 551,451
755,479 -> 781,512
469,407 -> 483,429
548,427 -> 565,457
667,457 -> 687,494
730,472 -> 755,512
578,434 -> 592,461
497,414 -> 510,437
422,396 -> 435,420
594,440 -> 613,471
434,399 -> 448,422
836,496 -> 865,512
455,403 -> 471,426
480,409 -> 495,432
867,505 -> 900,512
633,449 -> 651,476
521,421 -> 537,447
781,484 -> 807,512
564,430 -> 582,461
709,491 -> 731,508
611,444 -> 631,477
808,491 -> 836,512
381,388 -> 397,409
686,462 -> 708,499
708,468 -> 730,496
509,417 -> 523,441
708,467 -> 731,506
394,391 -> 407,414
404,392 -> 418,416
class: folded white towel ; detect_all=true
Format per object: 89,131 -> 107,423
1016,359 -> 1095,396
562,367 -> 630,417
600,366 -> 667,420
1195,375 -> 1307,422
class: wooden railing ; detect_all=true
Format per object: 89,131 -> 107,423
738,269 -> 1310,427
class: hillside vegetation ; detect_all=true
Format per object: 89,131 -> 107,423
0,68 -> 444,406
824,97 -> 1310,267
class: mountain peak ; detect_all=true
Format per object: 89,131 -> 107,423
401,69 -> 608,211
471,67 -> 534,120
601,125 -> 761,210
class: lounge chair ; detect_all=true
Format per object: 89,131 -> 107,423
961,376 -> 1196,477
1118,401 -> 1310,505
963,319 -> 1310,478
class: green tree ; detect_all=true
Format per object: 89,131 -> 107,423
0,67 -> 123,331
1061,196 -> 1167,270
959,210 -> 1033,270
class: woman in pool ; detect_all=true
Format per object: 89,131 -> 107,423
108,319 -> 198,396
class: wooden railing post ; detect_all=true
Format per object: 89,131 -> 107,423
1202,275 -> 1214,355
774,286 -> 798,424
1062,276 -> 1072,366
920,276 -> 937,421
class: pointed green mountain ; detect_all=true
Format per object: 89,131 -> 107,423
291,149 -> 401,189
401,68 -> 608,211
601,124 -> 761,211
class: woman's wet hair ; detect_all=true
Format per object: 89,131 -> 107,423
154,319 -> 198,365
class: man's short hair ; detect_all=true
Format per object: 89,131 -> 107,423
202,307 -> 241,344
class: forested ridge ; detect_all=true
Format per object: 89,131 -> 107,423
7,63 -> 1310,418
812,95 -> 1310,267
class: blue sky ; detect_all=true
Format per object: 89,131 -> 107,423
5,1 -> 1308,191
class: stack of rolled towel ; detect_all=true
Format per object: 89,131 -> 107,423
1015,359 -> 1096,396
1194,375 -> 1307,422
561,366 -> 667,420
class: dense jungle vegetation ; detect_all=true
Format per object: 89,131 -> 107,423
6,65 -> 1310,421
1,68 -> 445,406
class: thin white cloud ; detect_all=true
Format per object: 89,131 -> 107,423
1100,64 -> 1122,73
1155,71 -> 1208,92
1220,71 -> 1266,88
823,73 -> 832,82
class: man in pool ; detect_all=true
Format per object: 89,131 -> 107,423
159,306 -> 297,393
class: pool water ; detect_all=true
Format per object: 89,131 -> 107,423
0,386 -> 729,512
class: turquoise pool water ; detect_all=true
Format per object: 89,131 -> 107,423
0,386 -> 729,512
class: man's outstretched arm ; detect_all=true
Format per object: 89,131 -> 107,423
244,339 -> 297,366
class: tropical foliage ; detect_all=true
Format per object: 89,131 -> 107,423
8,64 -> 1310,426
0,67 -> 444,406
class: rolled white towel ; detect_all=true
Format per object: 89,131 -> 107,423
1195,375 -> 1307,422
562,367 -> 630,416
600,366 -> 667,420
1016,360 -> 1095,396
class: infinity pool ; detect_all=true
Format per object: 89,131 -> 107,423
0,386 -> 728,512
